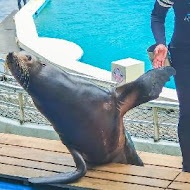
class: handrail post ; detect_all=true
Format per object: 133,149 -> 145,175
153,107 -> 159,142
18,92 -> 25,124
4,62 -> 9,75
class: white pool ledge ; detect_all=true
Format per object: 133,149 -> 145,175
160,87 -> 178,102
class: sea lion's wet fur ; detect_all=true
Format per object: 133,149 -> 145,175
6,51 -> 175,184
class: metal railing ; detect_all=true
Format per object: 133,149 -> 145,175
0,64 -> 179,142
146,100 -> 179,142
0,72 -> 49,125
124,100 -> 179,142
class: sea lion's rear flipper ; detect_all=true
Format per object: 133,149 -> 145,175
28,147 -> 87,184
116,66 -> 176,116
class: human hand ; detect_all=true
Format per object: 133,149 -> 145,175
153,44 -> 168,68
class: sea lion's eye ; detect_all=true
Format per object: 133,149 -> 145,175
26,55 -> 32,61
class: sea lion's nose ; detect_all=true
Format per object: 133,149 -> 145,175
6,52 -> 16,64
7,52 -> 14,57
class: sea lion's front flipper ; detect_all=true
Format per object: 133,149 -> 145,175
28,147 -> 87,184
124,129 -> 144,166
116,66 -> 176,116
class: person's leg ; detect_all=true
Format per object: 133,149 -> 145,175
23,0 -> 27,5
169,47 -> 190,172
18,0 -> 22,10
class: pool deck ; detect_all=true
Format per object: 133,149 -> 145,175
0,132 -> 189,190
0,11 -> 20,59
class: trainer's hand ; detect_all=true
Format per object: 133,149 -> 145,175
153,44 -> 168,68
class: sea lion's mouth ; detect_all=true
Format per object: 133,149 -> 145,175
6,52 -> 30,90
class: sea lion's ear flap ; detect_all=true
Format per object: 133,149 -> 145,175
41,63 -> 46,67
38,60 -> 46,67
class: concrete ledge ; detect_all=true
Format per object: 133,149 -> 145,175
0,116 -> 59,140
133,137 -> 181,156
0,115 -> 181,156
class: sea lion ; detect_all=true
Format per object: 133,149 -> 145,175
6,51 -> 175,184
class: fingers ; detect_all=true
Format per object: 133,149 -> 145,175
153,58 -> 164,68
153,44 -> 168,69
153,52 -> 165,68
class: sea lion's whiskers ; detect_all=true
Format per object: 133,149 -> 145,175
13,56 -> 30,90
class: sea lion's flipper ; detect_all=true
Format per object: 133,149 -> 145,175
28,147 -> 87,184
124,129 -> 144,166
112,129 -> 144,166
116,66 -> 176,116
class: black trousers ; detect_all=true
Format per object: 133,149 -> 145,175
169,46 -> 190,171
18,0 -> 27,10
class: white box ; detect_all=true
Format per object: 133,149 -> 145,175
112,58 -> 145,85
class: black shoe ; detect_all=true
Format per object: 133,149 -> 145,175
182,168 -> 190,172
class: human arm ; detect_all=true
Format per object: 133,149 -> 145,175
151,0 -> 173,68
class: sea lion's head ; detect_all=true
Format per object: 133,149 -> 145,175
6,51 -> 44,90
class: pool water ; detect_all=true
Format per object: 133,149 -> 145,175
0,179 -> 59,190
34,0 -> 175,88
